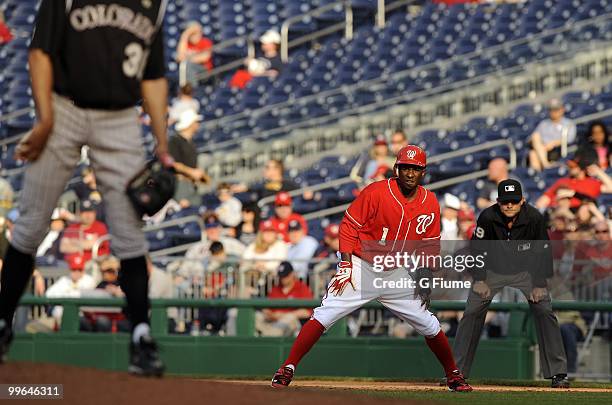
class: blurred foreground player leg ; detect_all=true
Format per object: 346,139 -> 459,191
271,146 -> 472,392
0,0 -> 173,377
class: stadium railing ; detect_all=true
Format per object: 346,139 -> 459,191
203,42 -> 612,183
179,35 -> 256,87
256,138 -> 517,212
200,13 -> 612,151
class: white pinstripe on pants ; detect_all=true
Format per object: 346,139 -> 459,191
12,94 -> 148,259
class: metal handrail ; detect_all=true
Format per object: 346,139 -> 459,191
301,139 -> 517,221
183,35 -> 257,86
281,1 -> 353,63
201,40 -> 611,156
200,12 -> 612,139
91,234 -> 113,260
142,214 -> 203,233
257,176 -> 356,208
17,295 -> 612,311
298,106 -> 612,221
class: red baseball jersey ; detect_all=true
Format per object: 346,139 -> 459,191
339,178 -> 441,265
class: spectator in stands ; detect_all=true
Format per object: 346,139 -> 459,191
363,135 -> 394,180
215,183 -> 242,228
575,201 -> 605,229
169,84 -> 200,126
286,220 -> 318,280
255,262 -> 313,336
476,158 -> 510,210
195,242 -> 235,333
234,204 -> 260,246
46,254 -> 96,326
567,220 -> 610,287
169,109 -> 210,207
316,223 -> 340,260
270,192 -> 308,242
369,165 -> 394,183
241,220 -> 288,275
536,150 -> 612,210
457,208 -> 476,240
440,193 -> 461,240
230,30 -> 284,89
0,208 -> 19,269
578,121 -> 610,169
73,167 -> 104,220
389,130 -> 409,157
81,256 -> 130,333
180,213 -> 246,279
207,241 -> 240,276
313,223 -> 340,283
250,30 -> 284,78
36,208 -> 67,261
233,159 -> 298,201
0,177 -> 14,218
176,21 -> 213,86
0,10 -> 13,45
60,200 -> 110,267
74,167 -> 102,204
529,98 -> 577,171
550,188 -> 576,222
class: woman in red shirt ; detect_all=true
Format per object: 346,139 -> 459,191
176,22 -> 213,86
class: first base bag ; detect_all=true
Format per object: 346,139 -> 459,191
126,160 -> 176,217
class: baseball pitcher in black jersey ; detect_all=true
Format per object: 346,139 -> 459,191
0,0 -> 173,376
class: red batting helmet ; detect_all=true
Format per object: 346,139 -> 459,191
395,145 -> 427,167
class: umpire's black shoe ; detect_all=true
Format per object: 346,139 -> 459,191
0,319 -> 13,364
551,374 -> 570,388
128,335 -> 165,377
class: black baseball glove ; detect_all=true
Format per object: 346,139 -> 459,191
126,160 -> 176,217
414,267 -> 433,310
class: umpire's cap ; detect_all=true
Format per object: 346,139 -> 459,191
395,145 -> 427,167
497,179 -> 523,203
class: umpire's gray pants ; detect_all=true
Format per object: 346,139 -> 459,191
12,94 -> 148,259
453,271 -> 567,378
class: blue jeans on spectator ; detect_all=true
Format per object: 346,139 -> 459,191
560,323 -> 583,373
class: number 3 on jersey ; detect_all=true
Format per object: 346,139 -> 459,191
123,42 -> 149,79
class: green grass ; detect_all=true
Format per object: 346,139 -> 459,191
366,390 -> 612,404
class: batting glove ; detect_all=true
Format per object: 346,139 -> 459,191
328,261 -> 356,297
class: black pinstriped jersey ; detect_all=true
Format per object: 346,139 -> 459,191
30,0 -> 167,110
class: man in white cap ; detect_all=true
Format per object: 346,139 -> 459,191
169,109 -> 209,207
247,30 -> 284,78
440,193 -> 461,241
529,98 -> 576,171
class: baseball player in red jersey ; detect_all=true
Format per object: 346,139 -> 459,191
271,145 -> 472,392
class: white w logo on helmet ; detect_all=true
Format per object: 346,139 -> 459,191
406,150 -> 417,159
415,213 -> 435,235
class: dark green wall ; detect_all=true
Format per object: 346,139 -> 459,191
9,333 -> 534,379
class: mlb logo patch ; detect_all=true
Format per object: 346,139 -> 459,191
504,185 -> 515,192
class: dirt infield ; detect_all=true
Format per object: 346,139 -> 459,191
0,362 -> 427,405
225,380 -> 612,393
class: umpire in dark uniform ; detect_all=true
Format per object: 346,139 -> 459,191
453,179 -> 569,388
